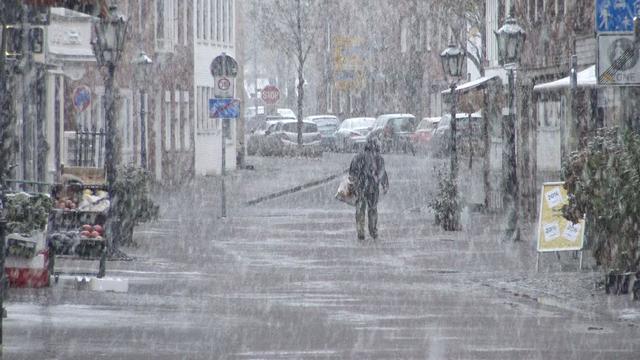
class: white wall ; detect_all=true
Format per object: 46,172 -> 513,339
193,0 -> 238,176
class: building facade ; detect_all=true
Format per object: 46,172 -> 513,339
10,0 -> 241,189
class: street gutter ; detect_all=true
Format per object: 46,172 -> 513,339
245,169 -> 348,206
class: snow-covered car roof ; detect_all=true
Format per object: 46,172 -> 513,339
377,113 -> 415,119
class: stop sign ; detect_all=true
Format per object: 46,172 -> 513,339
261,85 -> 280,104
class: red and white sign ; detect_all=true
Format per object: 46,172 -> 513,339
261,85 -> 280,104
214,76 -> 234,98
218,77 -> 231,91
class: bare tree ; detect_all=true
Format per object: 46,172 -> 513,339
257,0 -> 323,146
440,0 -> 486,76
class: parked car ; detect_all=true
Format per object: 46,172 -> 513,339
334,117 -> 376,152
276,108 -> 296,118
410,117 -> 440,154
368,113 -> 417,154
432,112 -> 482,157
304,115 -> 340,150
246,119 -> 283,156
258,119 -> 322,156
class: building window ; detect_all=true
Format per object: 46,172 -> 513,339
222,0 -> 228,43
138,1 -> 146,33
197,86 -> 219,132
183,0 -> 188,45
156,0 -> 174,51
556,0 -> 564,17
536,0 -> 544,22
228,0 -> 234,44
210,0 -> 216,41
400,17 -> 409,53
164,90 -> 171,149
197,0 -> 202,40
175,90 -> 181,150
183,91 -> 190,149
217,0 -> 222,42
203,0 -> 209,40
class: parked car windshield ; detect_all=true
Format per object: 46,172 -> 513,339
281,122 -> 318,133
311,117 -> 339,127
389,117 -> 416,132
418,118 -> 439,130
342,118 -> 374,129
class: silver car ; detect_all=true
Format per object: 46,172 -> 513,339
334,117 -> 375,152
262,120 -> 322,156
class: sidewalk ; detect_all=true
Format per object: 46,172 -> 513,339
464,211 -> 640,326
131,153 -> 640,328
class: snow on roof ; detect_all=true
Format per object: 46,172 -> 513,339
533,65 -> 597,92
441,75 -> 500,94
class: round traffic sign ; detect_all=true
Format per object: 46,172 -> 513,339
261,85 -> 280,104
218,77 -> 231,91
73,85 -> 92,112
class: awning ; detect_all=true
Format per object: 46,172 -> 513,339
441,75 -> 500,95
533,65 -> 597,92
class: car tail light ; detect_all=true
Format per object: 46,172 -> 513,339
383,126 -> 392,136
349,131 -> 361,138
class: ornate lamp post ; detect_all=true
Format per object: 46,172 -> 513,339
494,16 -> 526,242
92,5 -> 128,277
438,42 -> 465,231
440,42 -> 466,181
133,51 -> 152,169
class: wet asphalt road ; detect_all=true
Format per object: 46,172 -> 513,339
5,154 -> 640,359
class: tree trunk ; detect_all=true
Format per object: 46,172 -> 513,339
296,0 -> 304,147
503,68 -> 520,242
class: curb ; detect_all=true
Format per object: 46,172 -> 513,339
245,169 -> 348,206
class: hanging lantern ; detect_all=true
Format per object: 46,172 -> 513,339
92,5 -> 127,66
494,17 -> 526,67
440,42 -> 466,78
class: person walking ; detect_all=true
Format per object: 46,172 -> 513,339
349,137 -> 389,241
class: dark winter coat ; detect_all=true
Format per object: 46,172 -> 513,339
349,149 -> 389,198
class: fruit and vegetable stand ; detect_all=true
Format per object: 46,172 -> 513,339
46,166 -> 110,278
3,191 -> 53,288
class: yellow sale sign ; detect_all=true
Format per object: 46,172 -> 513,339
536,182 -> 585,252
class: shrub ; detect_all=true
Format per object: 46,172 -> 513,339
429,167 -> 461,231
111,165 -> 159,247
563,128 -> 640,272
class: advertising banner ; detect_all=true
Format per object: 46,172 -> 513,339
536,182 -> 585,252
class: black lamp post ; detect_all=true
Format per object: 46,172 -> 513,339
440,42 -> 466,181
92,5 -> 128,277
134,51 -> 152,169
494,16 -> 526,242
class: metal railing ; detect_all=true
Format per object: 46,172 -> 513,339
72,127 -> 106,168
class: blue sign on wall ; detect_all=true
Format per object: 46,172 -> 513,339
209,98 -> 240,118
596,0 -> 640,32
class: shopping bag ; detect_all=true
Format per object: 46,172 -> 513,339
335,176 -> 356,206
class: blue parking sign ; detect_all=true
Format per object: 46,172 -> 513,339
209,98 -> 240,118
596,0 -> 640,32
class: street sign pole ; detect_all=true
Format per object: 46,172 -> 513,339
221,119 -> 227,218
210,53 -> 239,219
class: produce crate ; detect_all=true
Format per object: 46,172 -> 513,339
6,234 -> 37,258
61,166 -> 105,185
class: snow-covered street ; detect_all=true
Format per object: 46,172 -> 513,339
5,153 -> 640,359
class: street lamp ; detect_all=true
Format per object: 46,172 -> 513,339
133,51 -> 153,169
92,5 -> 128,277
440,42 -> 466,180
494,16 -> 526,242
